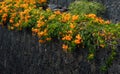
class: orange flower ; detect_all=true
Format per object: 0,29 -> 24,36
37,31 -> 44,37
29,0 -> 36,4
54,10 -> 61,15
61,13 -> 71,22
76,34 -> 82,40
62,35 -> 72,41
11,13 -> 17,18
26,15 -> 31,19
39,0 -> 47,3
62,44 -> 68,52
3,7 -> 8,12
70,23 -> 75,29
0,10 -> 3,14
9,19 -> 14,23
2,13 -> 8,21
72,15 -> 79,22
39,39 -> 46,43
105,20 -> 110,24
40,16 -> 44,20
14,23 -> 20,27
37,21 -> 45,28
74,39 -> 81,44
46,38 -> 52,41
37,23 -> 41,28
2,17 -> 7,22
67,30 -> 73,34
48,14 -> 56,20
32,28 -> 39,33
98,17 -> 104,24
85,14 -> 96,19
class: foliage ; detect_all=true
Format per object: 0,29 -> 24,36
68,0 -> 105,16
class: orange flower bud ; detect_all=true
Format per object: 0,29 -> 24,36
72,15 -> 79,22
76,34 -> 82,40
70,23 -> 75,29
39,39 -> 46,43
54,10 -> 61,15
46,38 -> 52,41
62,44 -> 68,52
74,39 -> 81,44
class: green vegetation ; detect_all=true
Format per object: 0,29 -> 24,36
68,0 -> 105,16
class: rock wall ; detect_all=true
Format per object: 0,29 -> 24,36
0,27 -> 120,74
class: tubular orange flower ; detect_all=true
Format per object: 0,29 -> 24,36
70,23 -> 75,29
105,20 -> 110,24
39,39 -> 46,43
32,28 -> 39,33
85,14 -> 96,19
37,21 -> 45,28
37,31 -> 44,37
61,13 -> 71,22
39,0 -> 47,3
2,17 -> 7,22
72,15 -> 79,22
62,35 -> 72,41
2,13 -> 8,21
97,17 -> 104,24
74,39 -> 81,44
11,13 -> 16,17
62,44 -> 68,52
37,23 -> 41,28
76,34 -> 82,40
3,7 -> 8,12
67,30 -> 73,34
29,0 -> 36,4
46,38 -> 52,41
0,10 -> 2,14
14,23 -> 20,27
40,16 -> 44,20
48,14 -> 56,20
54,10 -> 61,15
26,15 -> 31,19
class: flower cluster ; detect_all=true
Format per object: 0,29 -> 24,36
85,14 -> 110,24
0,0 -> 120,60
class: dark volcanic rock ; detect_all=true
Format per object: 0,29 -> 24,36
0,27 -> 120,74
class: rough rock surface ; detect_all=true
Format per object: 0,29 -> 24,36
0,27 -> 120,74
95,0 -> 120,23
